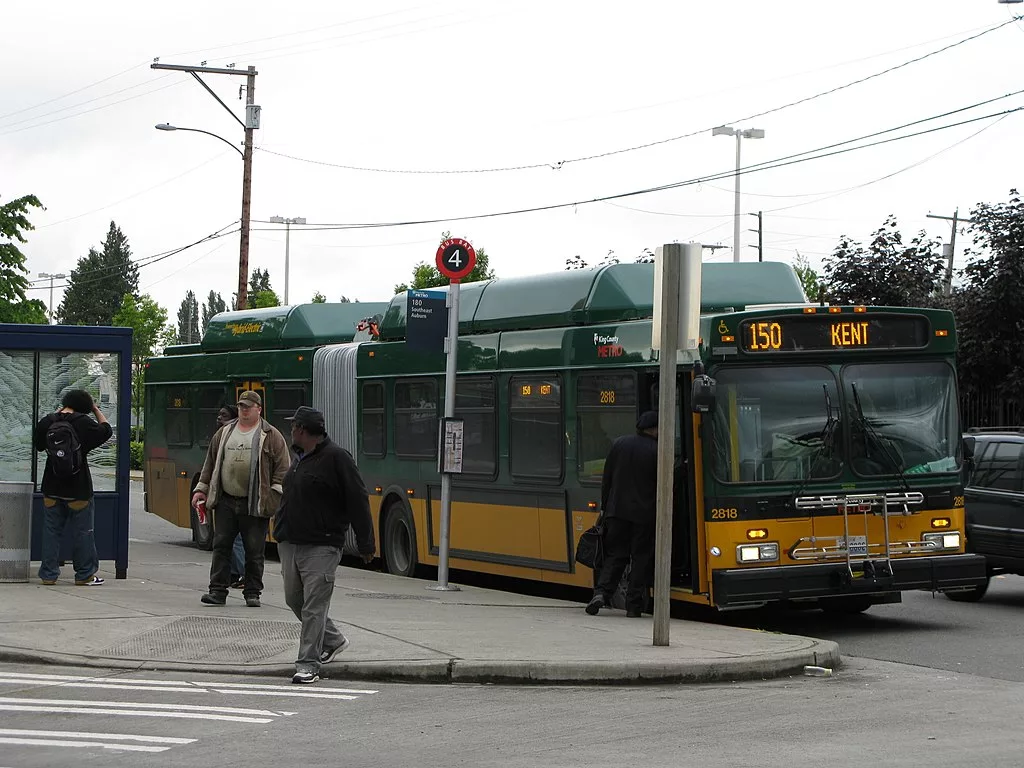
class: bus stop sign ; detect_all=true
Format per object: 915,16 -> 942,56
436,238 -> 477,281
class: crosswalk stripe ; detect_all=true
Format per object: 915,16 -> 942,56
214,689 -> 359,701
0,673 -> 200,686
0,737 -> 172,753
0,673 -> 377,696
209,681 -> 378,694
0,728 -> 195,744
0,704 -> 274,724
0,696 -> 280,717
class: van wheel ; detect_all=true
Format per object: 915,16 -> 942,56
946,576 -> 990,602
383,501 -> 418,577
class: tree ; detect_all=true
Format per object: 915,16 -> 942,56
158,324 -> 178,353
339,295 -> 352,303
951,190 -> 1024,409
58,221 -> 139,325
821,215 -> 944,307
0,297 -> 48,324
792,251 -> 821,301
176,290 -> 200,344
201,290 -> 228,334
394,233 -> 496,293
112,294 -> 168,430
311,291 -> 326,303
0,193 -> 42,304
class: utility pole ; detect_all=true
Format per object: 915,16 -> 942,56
927,210 -> 976,295
748,211 -> 763,262
712,126 -> 765,262
151,62 -> 259,310
37,271 -> 65,323
269,216 -> 306,305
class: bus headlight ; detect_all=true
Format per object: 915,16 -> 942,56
736,542 -> 780,563
923,531 -> 961,550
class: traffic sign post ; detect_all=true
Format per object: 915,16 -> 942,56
428,238 -> 476,593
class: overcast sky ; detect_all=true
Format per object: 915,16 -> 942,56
3,1 -> 1022,320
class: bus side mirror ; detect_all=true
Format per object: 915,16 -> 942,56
692,374 -> 716,413
962,435 -> 976,471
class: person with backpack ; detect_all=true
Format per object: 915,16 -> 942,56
34,389 -> 113,586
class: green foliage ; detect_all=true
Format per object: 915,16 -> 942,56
246,268 -> 274,308
176,290 -> 200,343
792,251 -> 821,301
311,291 -> 327,303
57,221 -> 139,325
252,289 -> 280,308
0,297 -> 48,324
951,190 -> 1024,403
821,215 -> 944,307
393,233 -> 496,293
158,324 -> 178,352
0,193 -> 43,303
202,290 -> 227,333
113,293 -> 169,431
130,441 -> 144,471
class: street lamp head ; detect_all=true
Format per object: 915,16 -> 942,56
269,216 -> 285,224
741,128 -> 766,139
294,217 -> 307,225
155,123 -> 178,131
712,126 -> 736,137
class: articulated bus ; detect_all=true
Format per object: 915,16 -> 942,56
144,262 -> 986,611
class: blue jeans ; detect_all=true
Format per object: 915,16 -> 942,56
231,534 -> 245,580
38,498 -> 99,583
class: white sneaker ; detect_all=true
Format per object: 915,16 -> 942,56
292,671 -> 319,685
75,576 -> 104,586
320,635 -> 350,664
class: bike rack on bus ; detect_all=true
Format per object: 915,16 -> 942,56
789,492 -> 927,582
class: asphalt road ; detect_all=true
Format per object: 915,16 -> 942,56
1,660 -> 1022,768
128,482 -> 1024,682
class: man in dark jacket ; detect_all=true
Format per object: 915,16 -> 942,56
34,389 -> 113,586
586,410 -> 659,618
274,406 -> 375,684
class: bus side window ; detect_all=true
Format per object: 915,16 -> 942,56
271,385 -> 307,437
577,372 -> 637,483
394,378 -> 438,459
198,386 -> 227,447
165,387 -> 192,447
361,381 -> 386,458
455,376 -> 497,477
509,375 -> 563,481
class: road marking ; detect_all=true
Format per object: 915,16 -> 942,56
0,729 -> 194,745
212,689 -> 359,700
0,696 -> 280,716
0,704 -> 274,724
0,737 -> 172,753
0,728 -> 195,751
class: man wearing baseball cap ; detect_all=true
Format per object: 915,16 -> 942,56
191,390 -> 291,608
275,405 -> 375,684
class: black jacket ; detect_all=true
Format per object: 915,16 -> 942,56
274,437 -> 375,553
600,432 -> 658,524
34,411 -> 113,501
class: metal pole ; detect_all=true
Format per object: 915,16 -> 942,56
433,280 -> 461,591
237,66 -> 256,310
48,276 -> 55,324
733,133 -> 742,263
283,221 -> 291,305
653,247 -> 681,646
946,209 -> 958,295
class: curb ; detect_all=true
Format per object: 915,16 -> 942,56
0,639 -> 839,685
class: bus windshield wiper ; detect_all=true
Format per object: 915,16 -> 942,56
790,384 -> 838,507
851,382 -> 911,494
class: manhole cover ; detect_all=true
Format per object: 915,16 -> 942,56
98,616 -> 297,663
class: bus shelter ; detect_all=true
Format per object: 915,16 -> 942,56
0,324 -> 132,578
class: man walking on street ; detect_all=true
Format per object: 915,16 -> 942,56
34,389 -> 113,586
191,391 -> 290,608
586,410 -> 659,618
275,406 -> 375,684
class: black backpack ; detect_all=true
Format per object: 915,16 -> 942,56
46,414 -> 83,478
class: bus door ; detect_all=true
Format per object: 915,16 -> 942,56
234,380 -> 266,406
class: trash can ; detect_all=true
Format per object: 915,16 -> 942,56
0,481 -> 33,583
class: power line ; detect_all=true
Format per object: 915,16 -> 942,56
247,102 -> 1024,233
0,61 -> 148,121
254,16 -> 1022,176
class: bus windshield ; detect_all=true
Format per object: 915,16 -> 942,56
712,366 -> 841,483
843,361 -> 959,476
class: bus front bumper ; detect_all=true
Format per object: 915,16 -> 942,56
711,553 -> 988,608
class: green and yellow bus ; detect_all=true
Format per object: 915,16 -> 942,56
144,262 -> 986,611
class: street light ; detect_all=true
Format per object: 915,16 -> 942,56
154,119 -> 252,310
712,125 -> 765,262
268,215 -> 306,305
37,271 -> 66,324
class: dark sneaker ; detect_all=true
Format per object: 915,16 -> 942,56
245,596 -> 261,608
75,576 -> 104,586
201,593 -> 227,605
585,594 -> 606,615
40,578 -> 57,586
320,635 -> 350,664
626,609 -> 642,618
230,578 -> 245,589
292,671 -> 319,685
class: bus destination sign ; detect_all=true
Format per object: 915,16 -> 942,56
738,314 -> 930,353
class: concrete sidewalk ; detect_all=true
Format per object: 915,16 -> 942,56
0,542 -> 839,685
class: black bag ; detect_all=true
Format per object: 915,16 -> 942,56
574,518 -> 605,570
46,414 -> 83,478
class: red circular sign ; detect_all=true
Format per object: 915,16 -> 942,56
435,238 -> 477,281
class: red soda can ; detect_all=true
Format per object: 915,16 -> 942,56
196,499 -> 207,525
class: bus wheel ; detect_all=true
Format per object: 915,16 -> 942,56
383,502 -> 418,577
945,575 -> 990,603
191,504 -> 213,551
821,596 -> 873,615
